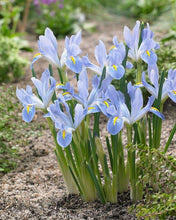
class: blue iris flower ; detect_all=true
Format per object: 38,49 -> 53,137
31,27 -> 61,68
109,36 -> 133,69
31,28 -> 82,73
142,67 -> 176,103
16,69 -> 56,123
142,22 -> 160,50
82,40 -> 125,80
46,95 -> 86,147
100,82 -> 164,135
60,68 -> 112,114
124,21 -> 158,65
61,31 -> 83,73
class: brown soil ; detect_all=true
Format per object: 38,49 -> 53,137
0,17 -> 176,220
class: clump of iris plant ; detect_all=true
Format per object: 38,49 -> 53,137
17,21 -> 176,203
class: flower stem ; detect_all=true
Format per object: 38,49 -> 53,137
136,60 -> 142,83
46,117 -> 78,194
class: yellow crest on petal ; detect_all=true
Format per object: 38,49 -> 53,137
134,82 -> 143,87
63,130 -> 66,139
151,107 -> 159,112
62,92 -> 70,96
103,101 -> 109,107
70,56 -> 76,65
27,105 -> 30,114
110,45 -> 116,51
146,50 -> 150,57
33,53 -> 42,59
113,65 -> 117,71
56,83 -> 64,87
172,90 -> 176,95
113,116 -> 118,125
88,107 -> 95,110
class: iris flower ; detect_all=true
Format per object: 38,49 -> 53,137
46,95 -> 86,147
32,28 -> 83,73
142,22 -> 160,50
62,30 -> 83,73
109,36 -> 133,69
31,27 -> 61,68
124,21 -> 158,65
16,69 -> 56,122
100,82 -> 164,135
59,68 -> 112,114
142,67 -> 176,103
83,40 -> 125,80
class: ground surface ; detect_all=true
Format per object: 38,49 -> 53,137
0,17 -> 176,220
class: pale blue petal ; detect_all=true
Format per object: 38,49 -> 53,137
74,104 -> 85,128
107,65 -> 125,80
168,68 -> 176,80
124,26 -> 133,48
107,117 -> 124,135
149,107 -> 165,120
38,36 -> 60,66
78,80 -> 88,103
57,130 -> 72,148
65,36 -> 70,49
65,56 -> 82,73
71,30 -> 82,45
168,91 -> 176,103
130,88 -> 143,120
31,54 -> 42,69
44,27 -> 57,51
139,39 -> 155,54
148,66 -> 159,91
132,20 -> 140,50
126,62 -> 133,69
31,77 -> 43,99
106,105 -> 117,117
95,40 -> 107,67
87,105 -> 100,114
82,56 -> 102,75
142,72 -> 157,98
79,68 -> 88,89
43,77 -> 56,107
141,50 -> 157,65
132,96 -> 155,123
22,105 -> 35,123
67,44 -> 82,57
98,101 -> 111,117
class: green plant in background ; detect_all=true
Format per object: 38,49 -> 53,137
0,37 -> 28,82
33,0 -> 85,37
130,148 -> 176,219
0,85 -> 44,174
0,0 -> 22,37
0,0 -> 32,83
157,42 -> 176,70
116,0 -> 169,21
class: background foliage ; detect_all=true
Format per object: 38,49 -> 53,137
0,85 -> 44,174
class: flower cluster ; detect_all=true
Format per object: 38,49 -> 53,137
17,21 -> 176,203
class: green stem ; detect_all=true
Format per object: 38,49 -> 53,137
46,117 -> 78,194
111,134 -> 118,203
117,132 -> 129,193
154,103 -> 164,149
164,123 -> 176,154
127,125 -> 139,201
136,60 -> 142,84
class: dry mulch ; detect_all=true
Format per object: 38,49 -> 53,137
0,17 -> 176,220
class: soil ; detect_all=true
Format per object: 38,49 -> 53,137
0,16 -> 176,220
